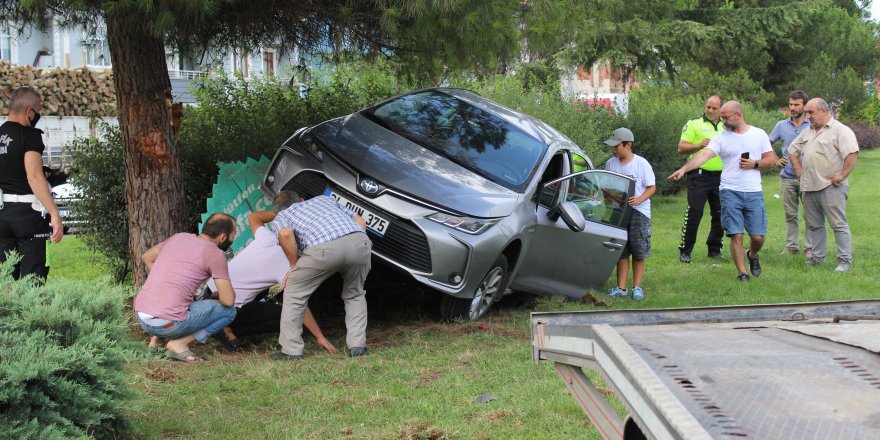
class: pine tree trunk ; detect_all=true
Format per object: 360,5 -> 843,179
106,13 -> 187,287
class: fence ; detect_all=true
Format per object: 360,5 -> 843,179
0,116 -> 118,167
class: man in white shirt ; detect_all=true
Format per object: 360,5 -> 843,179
669,101 -> 778,282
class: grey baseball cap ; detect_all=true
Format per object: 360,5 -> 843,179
603,127 -> 635,146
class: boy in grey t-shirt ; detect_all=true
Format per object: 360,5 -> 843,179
602,128 -> 656,301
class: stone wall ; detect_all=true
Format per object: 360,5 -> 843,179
0,61 -> 116,116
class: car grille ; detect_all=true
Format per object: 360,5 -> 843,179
282,171 -> 432,273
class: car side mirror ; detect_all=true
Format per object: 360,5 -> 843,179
547,201 -> 585,232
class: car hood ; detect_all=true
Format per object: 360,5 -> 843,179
310,113 -> 520,218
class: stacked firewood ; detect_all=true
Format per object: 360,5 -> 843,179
0,61 -> 116,116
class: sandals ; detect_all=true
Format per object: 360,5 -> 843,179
170,350 -> 204,362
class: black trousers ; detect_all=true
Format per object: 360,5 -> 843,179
0,202 -> 51,280
230,300 -> 282,337
679,170 -> 724,255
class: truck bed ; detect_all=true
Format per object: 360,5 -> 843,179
531,300 -> 880,440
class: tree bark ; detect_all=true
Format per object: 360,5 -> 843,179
106,12 -> 187,287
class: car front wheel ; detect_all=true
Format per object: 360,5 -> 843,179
440,254 -> 510,321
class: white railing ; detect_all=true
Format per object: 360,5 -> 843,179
168,69 -> 211,80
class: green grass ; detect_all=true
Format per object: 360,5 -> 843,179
52,149 -> 879,439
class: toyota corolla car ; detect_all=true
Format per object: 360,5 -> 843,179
261,88 -> 635,320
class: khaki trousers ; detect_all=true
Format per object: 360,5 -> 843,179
780,177 -> 811,252
279,232 -> 372,355
802,184 -> 852,265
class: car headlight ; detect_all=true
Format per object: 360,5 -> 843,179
300,131 -> 323,161
427,212 -> 499,235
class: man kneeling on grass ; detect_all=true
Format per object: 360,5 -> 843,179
133,213 -> 238,362
204,191 -> 337,354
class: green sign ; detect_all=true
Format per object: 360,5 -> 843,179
199,156 -> 272,253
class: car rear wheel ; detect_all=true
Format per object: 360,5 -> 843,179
440,254 -> 510,321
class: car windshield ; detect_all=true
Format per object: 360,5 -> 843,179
364,90 -> 547,192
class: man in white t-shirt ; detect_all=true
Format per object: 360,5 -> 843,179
670,101 -> 778,282
206,192 -> 337,354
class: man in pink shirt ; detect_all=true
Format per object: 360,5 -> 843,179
133,213 -> 238,362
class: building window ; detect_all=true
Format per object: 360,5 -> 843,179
262,50 -> 275,78
233,49 -> 249,76
81,23 -> 110,67
1,23 -> 11,61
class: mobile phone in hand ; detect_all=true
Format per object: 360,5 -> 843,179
741,152 -> 749,159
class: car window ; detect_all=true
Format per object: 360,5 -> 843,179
571,152 -> 590,173
540,171 -> 634,228
365,91 -> 548,192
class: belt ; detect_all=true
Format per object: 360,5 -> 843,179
688,169 -> 721,175
2,194 -> 39,203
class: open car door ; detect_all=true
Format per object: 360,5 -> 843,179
513,170 -> 636,297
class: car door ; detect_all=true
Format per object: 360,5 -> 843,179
512,170 -> 635,298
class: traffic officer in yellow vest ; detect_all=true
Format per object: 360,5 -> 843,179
0,87 -> 64,280
677,94 -> 725,263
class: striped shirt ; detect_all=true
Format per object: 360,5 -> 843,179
271,195 -> 362,255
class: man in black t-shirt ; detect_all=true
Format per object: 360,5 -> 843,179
0,87 -> 63,280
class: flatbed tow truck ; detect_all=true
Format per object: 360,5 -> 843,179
530,300 -> 880,439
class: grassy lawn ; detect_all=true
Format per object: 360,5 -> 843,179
53,149 -> 879,439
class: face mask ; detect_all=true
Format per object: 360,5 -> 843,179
29,108 -> 41,127
218,237 -> 233,252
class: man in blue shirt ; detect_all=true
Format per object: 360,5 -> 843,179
270,191 -> 370,360
768,91 -> 811,256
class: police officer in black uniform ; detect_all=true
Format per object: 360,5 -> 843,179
0,87 -> 63,280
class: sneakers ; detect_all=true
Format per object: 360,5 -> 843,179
780,247 -> 799,255
349,347 -> 369,357
632,286 -> 645,301
835,263 -> 851,273
271,351 -> 303,361
737,272 -> 751,282
804,250 -> 813,259
607,287 -> 628,298
746,249 -> 761,277
708,251 -> 725,260
679,252 -> 692,264
805,257 -> 825,267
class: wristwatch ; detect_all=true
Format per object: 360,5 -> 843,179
753,160 -> 759,169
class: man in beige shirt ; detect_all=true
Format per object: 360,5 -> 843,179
788,98 -> 859,272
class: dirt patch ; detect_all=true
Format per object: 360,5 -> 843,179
331,378 -> 349,386
415,368 -> 445,387
145,364 -> 178,382
581,292 -> 609,307
396,419 -> 450,440
340,427 -> 353,436
474,409 -> 518,423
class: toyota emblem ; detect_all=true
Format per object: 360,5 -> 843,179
359,179 -> 380,195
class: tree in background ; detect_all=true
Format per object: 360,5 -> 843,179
524,0 -> 879,108
1,0 -> 526,285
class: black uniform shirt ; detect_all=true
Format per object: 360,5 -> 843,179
0,121 -> 45,195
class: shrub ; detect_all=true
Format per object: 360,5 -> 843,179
0,257 -> 138,439
66,123 -> 130,283
845,121 -> 880,150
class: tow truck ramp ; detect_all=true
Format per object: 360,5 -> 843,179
531,300 -> 880,440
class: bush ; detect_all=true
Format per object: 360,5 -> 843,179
66,124 -> 130,283
845,121 -> 880,150
0,258 -> 138,439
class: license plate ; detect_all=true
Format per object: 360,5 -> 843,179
323,188 -> 390,236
